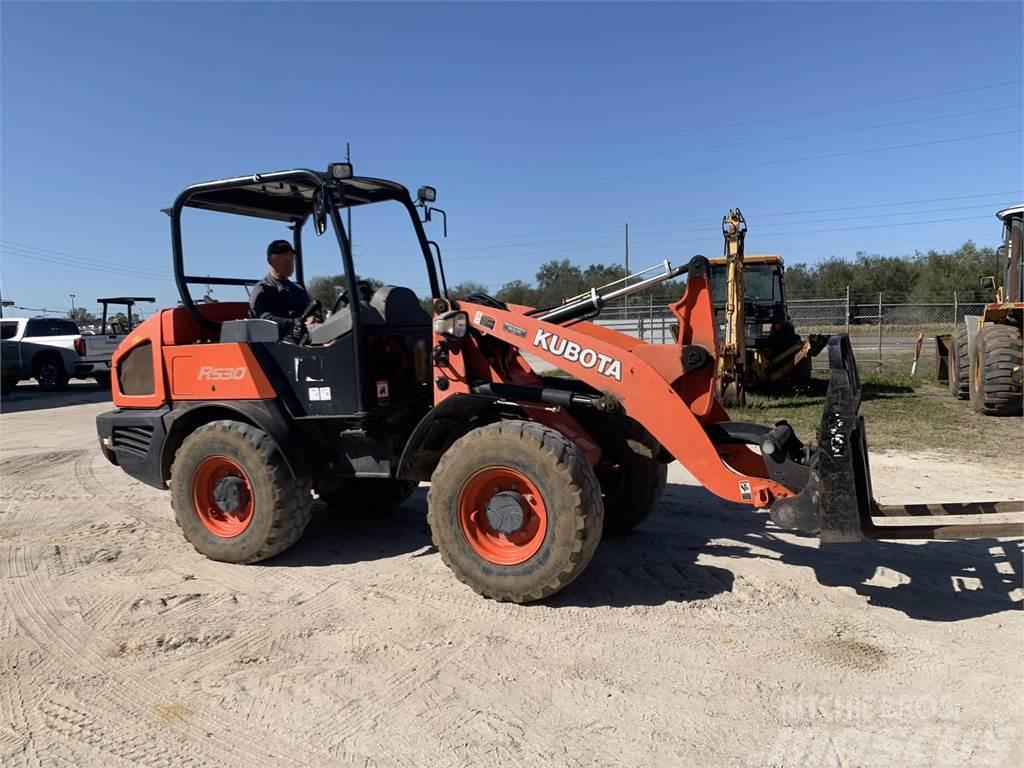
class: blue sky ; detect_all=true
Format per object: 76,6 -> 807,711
2,1 -> 1021,318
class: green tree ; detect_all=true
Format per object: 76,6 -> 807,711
447,280 -> 491,299
307,274 -> 383,310
783,263 -> 818,299
67,307 -> 98,328
911,241 -> 998,302
495,279 -> 538,306
535,259 -> 584,306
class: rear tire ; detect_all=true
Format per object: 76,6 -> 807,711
427,420 -> 604,603
170,420 -> 313,563
575,411 -> 667,536
35,357 -> 69,392
949,325 -> 970,400
969,324 -> 1023,416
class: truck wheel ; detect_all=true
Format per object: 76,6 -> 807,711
170,420 -> 313,563
35,357 -> 69,392
319,478 -> 416,516
575,411 -> 667,536
94,372 -> 112,390
969,324 -> 1023,416
427,420 -> 604,603
949,325 -> 970,400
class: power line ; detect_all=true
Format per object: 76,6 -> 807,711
579,129 -> 1024,184
0,239 -> 169,276
380,214 -> 995,267
627,104 -> 1022,159
373,201 -> 1007,260
364,190 -> 1020,252
1,248 -> 174,283
0,242 -> 173,284
657,79 -> 1023,136
633,204 -> 1000,239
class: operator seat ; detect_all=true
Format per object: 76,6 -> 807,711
369,285 -> 430,327
305,285 -> 428,345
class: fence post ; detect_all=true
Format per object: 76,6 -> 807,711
953,290 -> 958,326
845,285 -> 851,336
877,292 -> 883,371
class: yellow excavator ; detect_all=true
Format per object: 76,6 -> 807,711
713,209 -> 827,405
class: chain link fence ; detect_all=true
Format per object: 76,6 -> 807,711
594,291 -> 986,375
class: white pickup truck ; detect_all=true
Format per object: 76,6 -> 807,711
77,297 -> 156,389
1,316 -> 89,394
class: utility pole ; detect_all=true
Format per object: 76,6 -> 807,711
69,294 -> 76,314
346,142 -> 352,248
624,223 -> 629,278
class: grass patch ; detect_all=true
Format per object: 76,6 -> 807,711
736,364 -> 1020,458
541,350 -> 1018,458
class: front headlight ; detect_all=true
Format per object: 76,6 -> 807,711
433,310 -> 468,338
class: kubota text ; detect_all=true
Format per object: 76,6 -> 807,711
533,329 -> 623,381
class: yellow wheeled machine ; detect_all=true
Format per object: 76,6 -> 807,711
938,205 -> 1023,416
712,210 -> 827,405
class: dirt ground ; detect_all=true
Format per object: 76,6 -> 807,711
1,383 -> 1021,767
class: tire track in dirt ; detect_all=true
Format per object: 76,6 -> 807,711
72,452 -> 107,499
5,543 -> 360,768
39,696 -> 210,768
319,580 -> 633,767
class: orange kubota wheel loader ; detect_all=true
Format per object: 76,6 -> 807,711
97,163 -> 1024,603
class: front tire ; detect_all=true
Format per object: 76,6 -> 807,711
170,420 -> 313,563
427,420 -> 604,603
969,324 -> 1023,416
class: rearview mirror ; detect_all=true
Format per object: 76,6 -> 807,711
980,276 -> 996,290
417,186 -> 437,204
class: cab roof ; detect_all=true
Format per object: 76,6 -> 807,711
996,205 -> 1024,221
708,254 -> 784,266
175,171 -> 411,223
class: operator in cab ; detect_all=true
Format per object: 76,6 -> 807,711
250,240 -> 318,341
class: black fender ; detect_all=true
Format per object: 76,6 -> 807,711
160,399 -> 316,484
396,393 -> 512,482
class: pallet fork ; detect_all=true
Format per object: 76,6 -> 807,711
772,334 -> 1023,541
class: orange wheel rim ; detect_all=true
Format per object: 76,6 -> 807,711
457,467 -> 547,566
191,456 -> 254,538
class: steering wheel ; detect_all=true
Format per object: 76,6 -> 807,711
303,299 -> 324,323
330,290 -> 348,315
330,280 -> 374,315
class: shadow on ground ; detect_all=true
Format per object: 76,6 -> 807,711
0,382 -> 111,414
267,482 -> 1021,620
264,488 -> 434,568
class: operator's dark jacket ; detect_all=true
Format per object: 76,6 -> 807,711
249,274 -> 310,336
